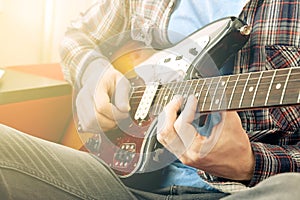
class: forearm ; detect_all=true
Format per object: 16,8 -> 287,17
59,0 -> 129,86
60,40 -> 106,87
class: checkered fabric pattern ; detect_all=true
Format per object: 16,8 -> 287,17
60,0 -> 300,193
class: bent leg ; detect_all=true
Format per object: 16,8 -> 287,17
0,124 -> 136,200
222,173 -> 300,200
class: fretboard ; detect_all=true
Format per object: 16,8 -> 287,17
146,67 -> 300,115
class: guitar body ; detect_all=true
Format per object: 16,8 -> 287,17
79,17 -> 250,178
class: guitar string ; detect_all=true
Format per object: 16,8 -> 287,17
127,83 -> 300,115
129,84 -> 300,99
128,71 -> 300,98
125,69 -> 300,112
128,82 -> 300,106
128,69 -> 300,91
126,76 -> 300,110
128,80 -> 300,109
128,81 -> 300,104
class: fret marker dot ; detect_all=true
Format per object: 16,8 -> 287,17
195,93 -> 200,97
221,81 -> 226,86
164,96 -> 169,101
276,83 -> 282,90
215,99 -> 220,105
249,86 -> 254,92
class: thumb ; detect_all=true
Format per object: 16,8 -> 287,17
114,75 -> 131,112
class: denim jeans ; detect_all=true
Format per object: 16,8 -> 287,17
0,124 -> 299,200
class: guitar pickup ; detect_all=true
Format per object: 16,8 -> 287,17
134,82 -> 159,121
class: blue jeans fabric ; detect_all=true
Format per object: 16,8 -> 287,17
0,124 -> 299,200
0,124 -> 227,200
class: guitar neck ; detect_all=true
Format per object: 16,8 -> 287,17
144,67 -> 300,115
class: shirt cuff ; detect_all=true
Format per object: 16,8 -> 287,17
249,142 -> 295,187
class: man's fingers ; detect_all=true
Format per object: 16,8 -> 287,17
157,95 -> 183,136
94,99 -> 129,131
114,76 -> 131,112
95,100 -> 129,120
157,95 -> 188,156
95,111 -> 119,131
173,96 -> 199,151
174,95 -> 198,130
94,87 -> 129,120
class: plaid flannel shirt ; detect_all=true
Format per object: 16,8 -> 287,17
60,0 -> 300,193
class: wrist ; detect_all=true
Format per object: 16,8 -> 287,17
240,148 -> 255,181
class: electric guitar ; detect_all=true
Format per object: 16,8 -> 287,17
76,17 -> 300,178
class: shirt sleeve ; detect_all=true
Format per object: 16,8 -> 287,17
59,0 -> 129,88
249,131 -> 300,187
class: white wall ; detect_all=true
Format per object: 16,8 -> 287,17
0,0 -> 97,67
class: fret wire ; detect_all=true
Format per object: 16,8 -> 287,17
179,80 -> 190,110
129,70 -> 300,97
129,78 -> 300,100
193,79 -> 200,98
129,77 -> 300,111
161,84 -> 168,107
181,80 -> 189,97
129,69 -> 300,111
197,78 -> 206,103
188,80 -> 195,96
168,80 -> 182,113
183,80 -> 193,106
201,78 -> 213,111
161,84 -> 175,111
153,83 -> 165,115
280,67 -> 292,104
239,73 -> 251,108
251,71 -> 263,107
131,86 -> 300,101
264,70 -> 277,106
218,76 -> 230,110
170,81 -> 179,101
228,74 -> 240,109
163,82 -> 172,104
210,76 -> 222,111
161,81 -> 180,110
173,80 -> 182,95
167,82 -> 176,100
170,82 -> 178,101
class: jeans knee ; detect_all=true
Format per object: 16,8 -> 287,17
273,173 -> 300,185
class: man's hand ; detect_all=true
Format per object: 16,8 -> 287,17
157,95 -> 255,181
94,67 -> 131,131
